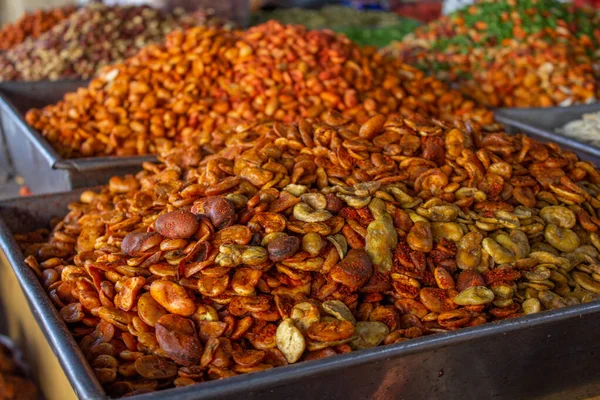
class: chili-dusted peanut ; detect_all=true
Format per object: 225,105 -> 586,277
18,114 -> 600,396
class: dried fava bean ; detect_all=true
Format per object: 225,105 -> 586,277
351,321 -> 389,350
155,314 -> 203,367
268,236 -> 301,262
302,233 -> 325,256
121,232 -> 162,257
544,224 -> 580,253
191,197 -> 236,230
365,198 -> 397,272
307,320 -> 355,342
456,271 -> 484,292
419,288 -> 457,313
456,232 -> 483,270
453,286 -> 495,306
290,303 -> 321,333
276,319 -> 306,363
293,203 -> 332,223
407,221 -> 433,253
330,249 -> 373,291
134,355 -> 178,379
522,298 -> 541,315
60,303 -> 85,323
216,245 -> 269,267
539,206 -> 576,229
301,193 -> 327,210
155,211 -> 199,239
137,293 -> 168,327
322,300 -> 356,325
327,234 -> 348,260
572,272 -> 600,294
150,281 -> 196,317
482,237 -> 515,265
114,277 -> 145,312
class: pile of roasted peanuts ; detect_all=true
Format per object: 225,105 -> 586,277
18,111 -> 600,396
24,21 -> 494,159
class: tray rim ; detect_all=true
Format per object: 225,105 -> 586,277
0,81 -> 158,173
2,191 -> 600,399
494,104 -> 600,160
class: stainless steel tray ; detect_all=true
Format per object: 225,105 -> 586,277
0,82 -> 156,195
2,191 -> 600,399
495,104 -> 600,164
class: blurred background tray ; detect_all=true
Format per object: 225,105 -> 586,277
0,81 -> 155,195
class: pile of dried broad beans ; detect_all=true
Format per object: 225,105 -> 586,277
18,110 -> 600,396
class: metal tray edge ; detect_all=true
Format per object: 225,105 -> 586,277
0,83 -> 158,173
0,91 -> 60,168
494,108 -> 600,160
0,218 -> 106,399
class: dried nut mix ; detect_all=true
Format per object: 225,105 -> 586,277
19,113 -> 600,396
25,21 -> 494,159
382,0 -> 600,108
0,4 -> 223,82
0,6 -> 76,51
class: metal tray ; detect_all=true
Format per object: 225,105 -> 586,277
2,192 -> 600,399
0,81 -> 156,195
495,104 -> 600,164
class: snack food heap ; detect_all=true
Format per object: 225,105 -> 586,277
19,109 -> 600,396
24,21 -> 494,159
0,6 -> 76,51
0,3 -> 221,82
383,0 -> 600,107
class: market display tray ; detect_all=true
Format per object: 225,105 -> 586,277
2,191 -> 600,400
0,81 -> 156,195
495,104 -> 600,164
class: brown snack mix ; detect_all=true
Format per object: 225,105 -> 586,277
18,112 -> 600,396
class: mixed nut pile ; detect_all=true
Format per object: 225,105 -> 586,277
0,6 -> 76,51
0,4 -> 221,82
18,112 -> 600,395
25,21 -> 493,159
383,0 -> 600,107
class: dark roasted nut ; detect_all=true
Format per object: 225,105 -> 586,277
267,236 -> 301,262
155,210 -> 199,239
192,197 -> 236,230
121,232 -> 162,257
155,315 -> 203,367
